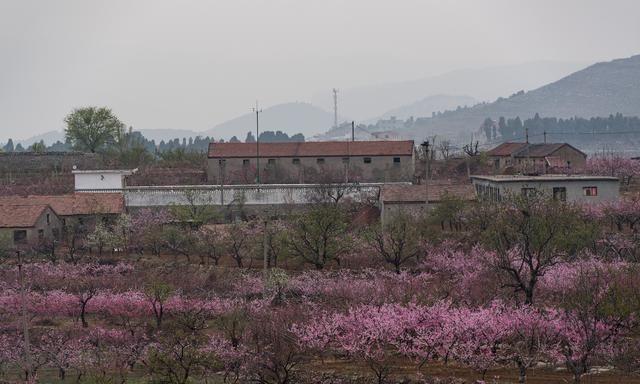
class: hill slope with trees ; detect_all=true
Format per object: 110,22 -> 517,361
402,55 -> 640,141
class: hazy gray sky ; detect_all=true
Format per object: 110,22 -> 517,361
1,0 -> 639,140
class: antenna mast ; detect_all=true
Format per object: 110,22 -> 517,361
332,88 -> 339,129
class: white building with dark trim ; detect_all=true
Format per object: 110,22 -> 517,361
471,174 -> 619,204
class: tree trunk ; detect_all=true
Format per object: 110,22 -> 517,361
80,301 -> 88,328
517,361 -> 527,383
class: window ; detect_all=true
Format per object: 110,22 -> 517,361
292,158 -> 300,165
52,228 -> 60,240
317,158 -> 325,165
342,157 -> 350,164
583,186 -> 598,196
521,187 -> 537,197
553,187 -> 567,202
267,159 -> 276,165
13,230 -> 27,244
364,157 -> 372,164
218,159 -> 226,166
46,213 -> 50,224
38,229 -> 44,241
393,157 -> 401,165
242,159 -> 250,166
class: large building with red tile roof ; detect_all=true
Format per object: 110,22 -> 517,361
486,142 -> 586,172
207,140 -> 415,184
0,204 -> 62,248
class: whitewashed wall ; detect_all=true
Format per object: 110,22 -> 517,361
74,173 -> 124,190
113,184 -> 394,207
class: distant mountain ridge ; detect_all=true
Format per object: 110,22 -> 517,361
204,102 -> 334,140
399,55 -> 640,141
312,61 -> 586,121
374,94 -> 477,121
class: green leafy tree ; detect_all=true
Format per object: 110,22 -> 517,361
286,204 -> 350,269
64,106 -> 124,152
29,140 -> 46,153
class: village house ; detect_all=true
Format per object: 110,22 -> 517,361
207,140 -> 415,184
486,142 -> 587,172
0,193 -> 125,230
0,204 -> 63,248
470,174 -> 620,204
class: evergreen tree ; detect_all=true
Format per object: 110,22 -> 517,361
3,139 -> 14,152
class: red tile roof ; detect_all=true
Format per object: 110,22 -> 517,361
486,142 -> 528,157
381,183 -> 476,203
0,194 -> 124,216
487,142 -> 586,158
0,204 -> 50,228
513,143 -> 586,158
208,141 -> 414,158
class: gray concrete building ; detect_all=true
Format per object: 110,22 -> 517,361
207,141 -> 415,184
470,175 -> 620,204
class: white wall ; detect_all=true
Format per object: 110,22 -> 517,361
74,173 -> 124,191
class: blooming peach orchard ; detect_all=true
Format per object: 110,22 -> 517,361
1,192 -> 640,384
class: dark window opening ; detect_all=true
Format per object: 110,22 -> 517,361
393,157 -> 401,163
364,157 -> 372,164
317,158 -> 325,165
553,187 -> 567,202
292,158 -> 300,165
243,159 -> 250,166
38,229 -> 44,241
13,230 -> 27,244
46,213 -> 50,224
218,159 -> 226,166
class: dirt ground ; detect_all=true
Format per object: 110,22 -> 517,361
306,357 -> 640,384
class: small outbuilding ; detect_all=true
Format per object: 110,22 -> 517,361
380,183 -> 476,222
486,142 -> 587,172
0,204 -> 62,248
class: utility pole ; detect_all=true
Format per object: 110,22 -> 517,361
17,250 -> 33,381
543,130 -> 547,144
332,88 -> 339,129
263,219 -> 268,273
252,101 -> 262,184
421,140 -> 430,211
351,121 -> 355,142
